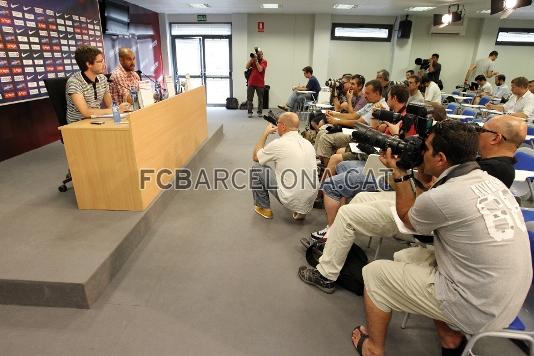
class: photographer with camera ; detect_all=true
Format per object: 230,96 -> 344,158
314,80 -> 387,166
251,112 -> 318,220
427,53 -> 441,83
246,48 -> 268,118
300,119 -> 531,356
277,66 -> 321,112
328,74 -> 352,112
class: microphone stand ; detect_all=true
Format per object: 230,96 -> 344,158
136,70 -> 164,101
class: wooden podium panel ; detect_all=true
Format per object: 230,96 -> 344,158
60,87 -> 208,211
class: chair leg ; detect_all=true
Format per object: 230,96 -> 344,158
401,312 -> 410,329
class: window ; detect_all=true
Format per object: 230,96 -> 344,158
495,28 -> 534,46
331,23 -> 393,42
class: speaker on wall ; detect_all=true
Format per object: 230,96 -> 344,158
398,19 -> 412,39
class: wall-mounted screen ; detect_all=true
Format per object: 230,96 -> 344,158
0,0 -> 104,106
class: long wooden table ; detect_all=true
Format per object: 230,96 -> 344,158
60,86 -> 208,211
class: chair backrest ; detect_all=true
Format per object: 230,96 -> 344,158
446,102 -> 459,114
461,108 -> 476,117
514,148 -> 534,170
527,125 -> 534,136
317,87 -> 331,104
451,90 -> 461,96
363,154 -> 391,192
43,77 -> 69,127
478,96 -> 491,106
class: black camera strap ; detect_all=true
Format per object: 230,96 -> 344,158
431,161 -> 480,189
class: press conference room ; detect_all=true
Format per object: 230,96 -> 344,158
1,0 -> 534,355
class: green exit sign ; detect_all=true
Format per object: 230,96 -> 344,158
197,14 -> 207,22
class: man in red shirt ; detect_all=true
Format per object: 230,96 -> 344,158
246,49 -> 267,118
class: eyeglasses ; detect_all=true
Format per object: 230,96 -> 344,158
478,127 -> 508,141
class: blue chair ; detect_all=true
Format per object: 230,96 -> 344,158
515,148 -> 534,171
446,102 -> 460,114
461,108 -> 477,122
451,90 -> 461,96
461,209 -> 534,356
478,96 -> 491,106
528,125 -> 534,136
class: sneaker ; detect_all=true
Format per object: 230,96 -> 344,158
292,212 -> 306,220
277,104 -> 289,111
298,266 -> 335,294
248,112 -> 253,118
254,206 -> 273,219
311,226 -> 328,240
257,111 -> 263,116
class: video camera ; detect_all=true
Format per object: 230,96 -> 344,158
262,110 -> 279,126
325,78 -> 345,98
415,57 -> 430,70
250,46 -> 260,59
353,103 -> 434,169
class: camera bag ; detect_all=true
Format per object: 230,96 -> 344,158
306,240 -> 368,295
225,97 -> 239,110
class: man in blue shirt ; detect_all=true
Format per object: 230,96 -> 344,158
278,66 -> 321,112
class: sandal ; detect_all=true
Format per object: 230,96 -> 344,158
352,325 -> 369,356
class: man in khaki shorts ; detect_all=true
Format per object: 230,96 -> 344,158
354,121 -> 531,356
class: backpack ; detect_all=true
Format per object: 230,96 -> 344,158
226,97 -> 239,110
306,241 -> 369,295
239,101 -> 247,110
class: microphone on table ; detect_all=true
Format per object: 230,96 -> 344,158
136,70 -> 164,101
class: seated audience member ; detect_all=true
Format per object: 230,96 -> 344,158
302,120 -> 531,356
529,80 -> 534,94
472,75 -> 493,105
487,76 -> 534,122
421,75 -> 441,104
278,66 -> 321,112
109,48 -> 140,105
376,69 -> 393,99
299,116 -> 527,290
493,74 -> 511,101
251,112 -> 318,220
66,45 -> 129,123
407,75 -> 424,104
344,74 -> 368,114
332,74 -> 354,112
314,80 -> 387,166
405,70 -> 415,81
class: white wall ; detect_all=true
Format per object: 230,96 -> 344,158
160,14 -> 534,106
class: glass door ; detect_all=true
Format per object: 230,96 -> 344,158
172,36 -> 232,105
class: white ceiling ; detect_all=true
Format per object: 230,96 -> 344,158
124,0 -> 534,19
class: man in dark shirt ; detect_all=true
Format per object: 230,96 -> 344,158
427,53 -> 442,86
278,66 -> 321,112
477,115 -> 527,187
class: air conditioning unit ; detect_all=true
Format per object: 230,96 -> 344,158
430,18 -> 468,36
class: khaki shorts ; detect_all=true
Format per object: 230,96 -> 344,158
362,258 -> 453,325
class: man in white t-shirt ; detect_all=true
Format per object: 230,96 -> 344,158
487,76 -> 534,123
472,75 -> 493,105
421,75 -> 441,103
465,51 -> 499,90
251,112 -> 318,220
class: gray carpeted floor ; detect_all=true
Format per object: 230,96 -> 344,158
0,108 -> 526,355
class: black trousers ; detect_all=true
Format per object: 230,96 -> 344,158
247,85 -> 264,114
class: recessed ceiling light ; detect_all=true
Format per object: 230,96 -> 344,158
333,4 -> 356,9
477,9 -> 491,14
405,6 -> 436,12
261,3 -> 280,8
188,3 -> 210,8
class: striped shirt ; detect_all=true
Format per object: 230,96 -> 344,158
66,71 -> 109,123
109,65 -> 140,104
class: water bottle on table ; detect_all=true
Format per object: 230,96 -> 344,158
112,102 -> 121,124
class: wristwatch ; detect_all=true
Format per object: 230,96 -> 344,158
393,173 -> 413,183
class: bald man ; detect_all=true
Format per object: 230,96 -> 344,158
251,112 -> 318,220
109,47 -> 140,104
477,115 -> 527,187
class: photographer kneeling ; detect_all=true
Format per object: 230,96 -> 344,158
251,112 -> 318,220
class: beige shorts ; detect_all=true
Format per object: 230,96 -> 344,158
362,256 -> 453,325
